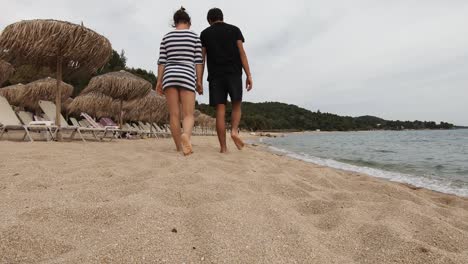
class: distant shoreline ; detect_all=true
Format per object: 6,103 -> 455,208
249,128 -> 461,137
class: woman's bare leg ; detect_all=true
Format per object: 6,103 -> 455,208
180,90 -> 195,139
165,88 -> 182,151
179,89 -> 195,155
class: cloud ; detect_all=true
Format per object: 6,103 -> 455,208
1,0 -> 468,124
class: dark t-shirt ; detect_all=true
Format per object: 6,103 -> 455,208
200,22 -> 244,81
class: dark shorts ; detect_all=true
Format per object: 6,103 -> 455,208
209,74 -> 243,106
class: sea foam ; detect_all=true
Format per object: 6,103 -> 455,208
268,146 -> 468,197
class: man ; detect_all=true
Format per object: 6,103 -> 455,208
200,8 -> 253,153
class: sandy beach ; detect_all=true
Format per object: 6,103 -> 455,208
1,135 -> 467,263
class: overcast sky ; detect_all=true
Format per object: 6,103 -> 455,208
2,0 -> 468,125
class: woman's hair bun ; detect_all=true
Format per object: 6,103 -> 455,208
172,6 -> 191,27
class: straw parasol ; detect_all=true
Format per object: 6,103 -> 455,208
0,19 -> 112,139
0,83 -> 25,105
68,92 -> 114,118
0,60 -> 14,86
62,97 -> 74,110
195,113 -> 216,132
81,70 -> 152,127
22,77 -> 73,112
124,90 -> 168,128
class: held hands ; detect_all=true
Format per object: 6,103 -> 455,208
196,81 -> 204,95
156,81 -> 164,96
246,75 -> 253,91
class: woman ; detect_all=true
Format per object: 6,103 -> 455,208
156,7 -> 204,155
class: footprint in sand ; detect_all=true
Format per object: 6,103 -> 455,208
315,210 -> 345,231
17,180 -> 51,192
352,224 -> 455,264
152,186 -> 234,209
292,180 -> 319,192
269,184 -> 312,200
431,196 -> 468,211
0,225 -> 74,263
296,200 -> 340,215
19,204 -> 139,227
409,215 -> 468,253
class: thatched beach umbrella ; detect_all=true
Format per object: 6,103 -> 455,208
62,97 -> 73,110
22,77 -> 73,113
0,60 -> 14,86
68,92 -> 114,118
195,113 -> 216,132
81,70 -> 152,127
124,90 -> 168,125
0,19 -> 112,138
0,83 -> 26,106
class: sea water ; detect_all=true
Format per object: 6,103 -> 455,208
261,129 -> 468,197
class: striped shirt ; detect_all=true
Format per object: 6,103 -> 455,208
158,29 -> 203,91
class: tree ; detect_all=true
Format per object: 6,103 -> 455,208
197,101 -> 454,132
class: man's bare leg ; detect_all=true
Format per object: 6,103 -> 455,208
216,104 -> 228,153
230,101 -> 244,150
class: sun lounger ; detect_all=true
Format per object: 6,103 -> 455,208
0,96 -> 53,142
95,117 -> 135,139
139,121 -> 165,138
79,113 -> 120,140
129,123 -> 150,137
100,117 -> 118,128
131,122 -> 152,137
121,123 -> 145,138
69,117 -> 112,141
17,111 -> 57,141
142,122 -> 162,138
38,100 -> 86,141
150,123 -> 172,138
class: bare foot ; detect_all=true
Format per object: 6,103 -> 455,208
231,134 -> 245,150
180,134 -> 193,156
220,147 -> 228,154
175,144 -> 182,152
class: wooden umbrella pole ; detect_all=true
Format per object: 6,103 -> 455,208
150,113 -> 154,134
55,54 -> 63,141
119,100 -> 123,129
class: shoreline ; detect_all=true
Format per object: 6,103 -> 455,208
1,136 -> 467,263
248,132 -> 468,198
253,141 -> 467,199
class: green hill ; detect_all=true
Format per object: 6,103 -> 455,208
197,101 -> 454,131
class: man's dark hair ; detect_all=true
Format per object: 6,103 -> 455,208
173,6 -> 191,27
207,8 -> 224,23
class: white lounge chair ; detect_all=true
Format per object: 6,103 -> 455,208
121,123 -> 145,138
131,123 -> 151,137
69,117 -> 112,141
79,113 -> 120,140
17,111 -> 57,141
0,96 -> 53,142
138,121 -> 157,137
38,100 -> 85,141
